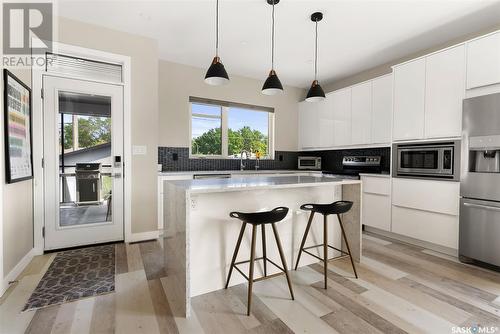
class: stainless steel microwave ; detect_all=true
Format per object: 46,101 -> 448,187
393,140 -> 460,181
298,156 -> 322,170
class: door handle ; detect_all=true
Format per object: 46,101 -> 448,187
463,202 -> 500,212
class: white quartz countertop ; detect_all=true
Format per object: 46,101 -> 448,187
159,169 -> 321,176
359,173 -> 391,178
166,175 -> 360,194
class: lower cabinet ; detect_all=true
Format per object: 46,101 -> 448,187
361,175 -> 391,231
391,205 -> 458,249
391,178 -> 460,249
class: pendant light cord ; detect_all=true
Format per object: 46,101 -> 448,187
314,19 -> 318,81
215,0 -> 219,57
271,1 -> 275,70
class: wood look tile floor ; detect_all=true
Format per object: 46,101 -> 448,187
1,233 -> 499,334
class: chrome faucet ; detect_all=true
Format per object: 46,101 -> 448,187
240,150 -> 250,171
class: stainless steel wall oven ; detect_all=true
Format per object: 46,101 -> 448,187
393,140 -> 460,181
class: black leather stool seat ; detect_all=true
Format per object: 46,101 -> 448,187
300,201 -> 353,216
229,207 -> 288,225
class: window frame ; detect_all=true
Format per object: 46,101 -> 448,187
189,98 -> 275,159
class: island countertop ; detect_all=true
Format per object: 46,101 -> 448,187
166,175 -> 361,194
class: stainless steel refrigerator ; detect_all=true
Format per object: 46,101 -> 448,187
460,92 -> 500,270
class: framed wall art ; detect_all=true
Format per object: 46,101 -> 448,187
3,69 -> 33,183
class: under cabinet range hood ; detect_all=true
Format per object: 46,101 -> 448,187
460,92 -> 500,271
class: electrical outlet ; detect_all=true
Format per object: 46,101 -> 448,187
190,197 -> 197,210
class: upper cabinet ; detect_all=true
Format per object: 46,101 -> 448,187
393,45 -> 465,141
425,45 -> 465,138
298,98 -> 334,149
393,58 -> 426,141
466,32 -> 500,89
298,101 -> 317,149
331,88 -> 352,147
317,96 -> 335,148
351,82 -> 372,145
298,75 -> 392,150
371,75 -> 393,144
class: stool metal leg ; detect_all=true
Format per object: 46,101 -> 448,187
262,224 -> 267,277
271,223 -> 295,300
323,214 -> 328,289
294,211 -> 315,270
225,222 -> 247,289
337,214 -> 358,279
247,225 -> 257,316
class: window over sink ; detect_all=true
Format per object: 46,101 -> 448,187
189,97 -> 274,159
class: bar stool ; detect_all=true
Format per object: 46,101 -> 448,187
225,207 -> 295,316
295,200 -> 358,289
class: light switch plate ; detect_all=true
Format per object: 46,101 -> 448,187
132,145 -> 147,155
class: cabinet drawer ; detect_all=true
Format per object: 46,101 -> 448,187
361,176 -> 390,195
392,205 -> 458,249
363,193 -> 391,231
392,178 -> 459,215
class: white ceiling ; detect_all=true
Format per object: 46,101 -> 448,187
58,0 -> 500,88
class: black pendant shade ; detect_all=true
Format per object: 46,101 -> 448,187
306,12 -> 325,102
261,0 -> 283,95
262,70 -> 283,95
306,80 -> 326,102
205,0 -> 229,86
205,56 -> 229,86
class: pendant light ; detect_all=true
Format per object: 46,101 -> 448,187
205,0 -> 229,85
262,0 -> 283,95
306,12 -> 326,102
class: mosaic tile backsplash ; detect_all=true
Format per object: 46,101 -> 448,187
158,146 -> 391,173
158,147 -> 299,171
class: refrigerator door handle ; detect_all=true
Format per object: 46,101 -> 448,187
463,202 -> 500,212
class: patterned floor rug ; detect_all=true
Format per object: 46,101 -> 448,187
23,244 -> 115,311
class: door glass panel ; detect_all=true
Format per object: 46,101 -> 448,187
400,150 -> 438,169
58,91 -> 112,227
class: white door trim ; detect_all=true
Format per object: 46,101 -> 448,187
32,41 -> 132,255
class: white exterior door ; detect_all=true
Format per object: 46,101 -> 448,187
43,76 -> 124,250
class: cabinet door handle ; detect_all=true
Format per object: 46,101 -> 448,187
463,202 -> 500,212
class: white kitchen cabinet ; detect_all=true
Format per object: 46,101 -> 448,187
331,88 -> 352,146
298,98 -> 333,149
391,177 -> 460,249
425,45 -> 465,138
351,82 -> 372,145
298,101 -> 317,149
392,178 -> 459,216
466,32 -> 500,89
318,95 -> 335,148
392,206 -> 458,249
393,59 -> 426,141
361,175 -> 391,231
371,75 -> 392,144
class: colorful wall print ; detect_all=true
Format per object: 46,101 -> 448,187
4,69 -> 33,183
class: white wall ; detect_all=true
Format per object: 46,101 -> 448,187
158,60 -> 305,151
1,68 -> 34,278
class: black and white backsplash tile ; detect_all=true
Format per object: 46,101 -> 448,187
158,147 -> 299,171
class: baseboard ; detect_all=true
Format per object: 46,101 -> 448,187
127,230 -> 160,243
364,226 -> 458,256
0,247 -> 36,297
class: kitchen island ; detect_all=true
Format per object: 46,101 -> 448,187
162,175 -> 362,317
